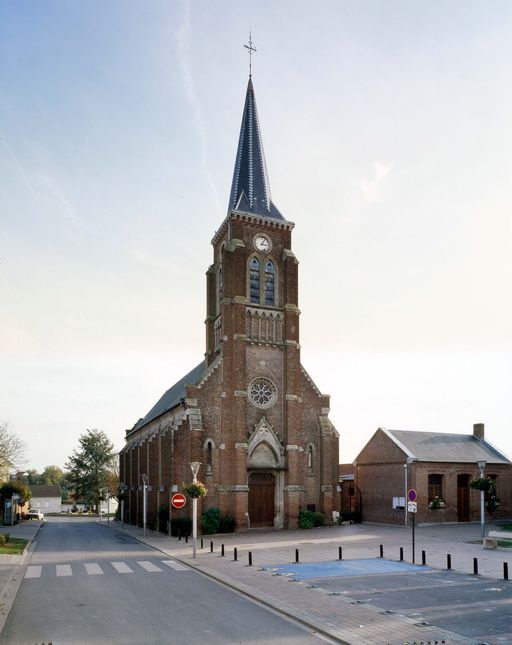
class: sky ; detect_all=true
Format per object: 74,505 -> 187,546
1,1 -> 511,472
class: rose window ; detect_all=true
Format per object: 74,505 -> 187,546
248,378 -> 277,409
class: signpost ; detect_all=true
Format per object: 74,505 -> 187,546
171,493 -> 186,510
408,489 -> 417,563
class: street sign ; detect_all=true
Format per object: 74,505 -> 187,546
408,489 -> 417,503
171,493 -> 186,509
407,501 -> 417,513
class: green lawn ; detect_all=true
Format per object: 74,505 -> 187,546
498,540 -> 512,548
0,538 -> 28,555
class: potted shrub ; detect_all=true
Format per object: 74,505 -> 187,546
428,496 -> 446,509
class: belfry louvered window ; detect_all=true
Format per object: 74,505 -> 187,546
249,257 -> 260,303
264,261 -> 275,305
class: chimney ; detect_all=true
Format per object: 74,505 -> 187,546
473,423 -> 485,440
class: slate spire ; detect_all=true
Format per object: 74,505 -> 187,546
228,77 -> 284,220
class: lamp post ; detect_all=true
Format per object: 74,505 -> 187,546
477,460 -> 486,541
141,474 -> 149,537
190,462 -> 201,559
120,483 -> 127,528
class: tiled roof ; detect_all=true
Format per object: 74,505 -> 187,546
128,361 -> 205,435
382,428 -> 511,464
228,77 -> 284,220
29,484 -> 61,497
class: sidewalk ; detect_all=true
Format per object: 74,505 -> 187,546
105,520 -> 511,644
0,520 -> 41,632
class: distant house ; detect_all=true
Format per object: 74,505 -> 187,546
354,423 -> 511,525
29,485 -> 61,514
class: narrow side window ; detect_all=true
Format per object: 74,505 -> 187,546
249,257 -> 260,303
264,260 -> 275,305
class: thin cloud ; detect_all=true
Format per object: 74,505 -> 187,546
176,0 -> 223,216
0,132 -> 37,200
358,161 -> 391,203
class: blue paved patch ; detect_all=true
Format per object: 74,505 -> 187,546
261,558 -> 430,580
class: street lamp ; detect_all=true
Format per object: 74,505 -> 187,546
477,460 -> 486,541
141,474 -> 149,537
119,483 -> 127,528
190,462 -> 201,559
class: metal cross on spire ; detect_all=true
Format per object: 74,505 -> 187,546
243,32 -> 257,77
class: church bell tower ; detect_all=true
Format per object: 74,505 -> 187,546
202,75 -> 338,529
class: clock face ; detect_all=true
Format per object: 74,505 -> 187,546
255,235 -> 270,252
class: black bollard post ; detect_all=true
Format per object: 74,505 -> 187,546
421,550 -> 426,566
473,558 -> 478,575
178,528 -> 181,541
201,538 -> 203,549
399,547 -> 404,562
338,546 -> 342,561
221,544 -> 225,557
295,549 -> 299,563
379,544 -> 384,558
210,540 -> 213,553
234,547 -> 238,562
185,534 -> 188,543
447,553 -> 452,570
504,562 -> 509,581
248,551 -> 252,566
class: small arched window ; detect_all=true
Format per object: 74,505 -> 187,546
218,268 -> 223,300
264,261 -> 275,305
249,257 -> 260,303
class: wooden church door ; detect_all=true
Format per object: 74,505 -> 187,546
248,472 -> 275,528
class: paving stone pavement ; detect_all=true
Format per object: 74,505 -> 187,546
108,520 -> 512,644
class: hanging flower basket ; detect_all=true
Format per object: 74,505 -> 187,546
470,478 -> 493,492
428,497 -> 446,509
182,482 -> 207,499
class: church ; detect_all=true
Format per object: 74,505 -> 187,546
119,73 -> 340,530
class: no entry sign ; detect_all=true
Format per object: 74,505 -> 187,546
171,493 -> 186,509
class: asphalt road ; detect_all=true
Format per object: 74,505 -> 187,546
1,518 -> 332,645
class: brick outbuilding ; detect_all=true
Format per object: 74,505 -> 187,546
354,424 -> 511,525
119,76 -> 340,531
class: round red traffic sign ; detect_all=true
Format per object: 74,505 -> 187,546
408,488 -> 417,502
171,493 -> 186,509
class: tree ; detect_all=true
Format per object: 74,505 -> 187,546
0,423 -> 26,477
65,430 -> 116,511
40,465 -> 64,486
104,462 -> 120,503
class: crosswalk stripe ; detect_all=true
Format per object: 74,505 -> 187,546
162,560 -> 190,572
137,561 -> 162,572
111,561 -> 133,574
25,566 -> 42,579
85,563 -> 103,575
56,564 -> 72,577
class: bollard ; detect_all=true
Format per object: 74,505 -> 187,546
504,562 -> 509,581
447,554 -> 452,570
234,547 -> 238,562
473,557 -> 478,575
210,540 -> 213,553
379,544 -> 384,558
295,549 -> 299,563
178,529 -> 181,541
399,547 -> 404,562
201,538 -> 203,549
421,550 -> 426,566
221,544 -> 225,557
338,546 -> 342,561
185,534 -> 188,543
248,551 -> 252,567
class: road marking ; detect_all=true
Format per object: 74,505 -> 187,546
137,561 -> 162,572
111,561 -> 134,574
56,564 -> 72,577
85,563 -> 103,575
162,560 -> 190,572
25,566 -> 42,579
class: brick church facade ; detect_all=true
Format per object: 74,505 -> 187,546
119,76 -> 340,530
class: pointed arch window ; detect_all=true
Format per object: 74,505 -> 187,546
264,260 -> 275,305
249,257 -> 260,303
307,445 -> 314,471
218,267 -> 223,301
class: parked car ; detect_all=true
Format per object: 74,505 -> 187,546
27,509 -> 44,520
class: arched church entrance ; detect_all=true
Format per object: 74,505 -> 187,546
248,472 -> 275,528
